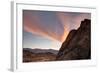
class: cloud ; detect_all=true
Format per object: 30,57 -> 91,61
23,10 -> 91,43
56,12 -> 70,42
23,10 -> 64,42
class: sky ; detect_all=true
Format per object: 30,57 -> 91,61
23,10 -> 91,50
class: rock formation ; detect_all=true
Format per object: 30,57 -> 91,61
56,19 -> 91,60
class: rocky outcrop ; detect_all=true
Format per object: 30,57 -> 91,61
56,19 -> 91,60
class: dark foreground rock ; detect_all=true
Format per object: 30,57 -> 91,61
56,19 -> 91,60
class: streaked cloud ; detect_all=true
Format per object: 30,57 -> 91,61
23,10 -> 64,42
23,10 -> 91,49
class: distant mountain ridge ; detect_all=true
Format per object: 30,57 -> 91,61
23,48 -> 58,55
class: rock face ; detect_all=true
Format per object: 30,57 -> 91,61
56,19 -> 91,60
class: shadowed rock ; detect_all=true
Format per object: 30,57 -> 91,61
56,19 -> 91,60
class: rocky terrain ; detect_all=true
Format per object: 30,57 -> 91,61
23,48 -> 58,62
56,19 -> 91,60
